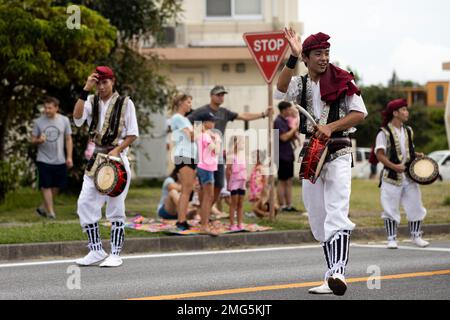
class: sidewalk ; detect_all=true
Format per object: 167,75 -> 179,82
1,224 -> 449,262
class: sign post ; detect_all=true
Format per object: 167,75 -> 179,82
243,31 -> 289,221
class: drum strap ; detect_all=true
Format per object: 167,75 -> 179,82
101,96 -> 126,146
88,95 -> 100,140
299,75 -> 345,138
299,75 -> 308,135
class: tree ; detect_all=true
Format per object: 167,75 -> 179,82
0,0 -> 117,200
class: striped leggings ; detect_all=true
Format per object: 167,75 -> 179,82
83,221 -> 125,255
384,219 -> 424,240
322,230 -> 351,279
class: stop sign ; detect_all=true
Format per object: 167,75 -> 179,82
243,31 -> 289,83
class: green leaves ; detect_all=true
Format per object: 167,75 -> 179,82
0,1 -> 116,88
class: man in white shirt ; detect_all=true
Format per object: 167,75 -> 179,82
73,66 -> 139,267
275,28 -> 367,296
375,98 -> 428,250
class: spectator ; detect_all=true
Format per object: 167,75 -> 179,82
32,96 -> 73,219
196,111 -> 221,236
170,93 -> 196,231
157,169 -> 181,220
252,184 -> 280,218
286,107 -> 301,149
274,101 -> 298,212
226,135 -> 247,231
368,146 -> 379,179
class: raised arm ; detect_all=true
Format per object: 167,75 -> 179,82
73,73 -> 98,120
277,27 -> 302,93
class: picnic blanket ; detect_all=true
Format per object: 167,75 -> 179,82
103,214 -> 273,236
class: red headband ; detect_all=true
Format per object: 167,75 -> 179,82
303,32 -> 331,53
95,66 -> 115,81
382,99 -> 408,126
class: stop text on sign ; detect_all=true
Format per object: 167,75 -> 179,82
243,31 -> 289,83
253,39 -> 285,52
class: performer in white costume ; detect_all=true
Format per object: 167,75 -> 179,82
275,29 -> 367,296
375,98 -> 429,249
73,66 -> 139,267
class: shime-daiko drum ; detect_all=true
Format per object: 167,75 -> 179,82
94,154 -> 128,197
295,104 -> 329,184
407,156 -> 439,185
299,137 -> 329,184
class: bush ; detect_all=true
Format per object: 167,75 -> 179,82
444,196 -> 450,206
0,160 -> 22,202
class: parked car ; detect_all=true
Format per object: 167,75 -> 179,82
428,150 -> 450,181
352,147 -> 382,179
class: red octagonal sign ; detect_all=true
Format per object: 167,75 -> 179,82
243,31 -> 290,84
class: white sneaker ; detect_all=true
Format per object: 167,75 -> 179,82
387,239 -> 398,249
99,254 -> 123,267
308,282 -> 333,294
75,250 -> 108,266
327,273 -> 347,296
412,237 -> 430,248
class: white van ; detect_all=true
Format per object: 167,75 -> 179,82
352,147 -> 380,179
428,150 -> 450,181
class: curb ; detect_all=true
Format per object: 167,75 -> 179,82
0,224 -> 449,262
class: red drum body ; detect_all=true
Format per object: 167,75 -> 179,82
94,159 -> 128,197
299,137 -> 329,184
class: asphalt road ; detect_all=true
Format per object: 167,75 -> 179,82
0,238 -> 449,301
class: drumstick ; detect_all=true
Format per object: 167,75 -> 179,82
97,153 -> 122,162
294,104 -> 317,127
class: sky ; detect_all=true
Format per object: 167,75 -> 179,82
298,0 -> 450,86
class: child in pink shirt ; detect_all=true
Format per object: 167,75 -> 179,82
196,112 -> 221,236
226,135 -> 247,231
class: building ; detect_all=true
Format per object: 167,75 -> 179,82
399,81 -> 449,108
135,0 -> 304,178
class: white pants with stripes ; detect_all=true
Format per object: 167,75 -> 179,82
302,154 -> 355,243
77,155 -> 131,226
380,179 -> 427,224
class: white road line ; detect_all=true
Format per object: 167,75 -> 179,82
0,245 -> 320,269
352,243 -> 450,252
2,243 -> 449,269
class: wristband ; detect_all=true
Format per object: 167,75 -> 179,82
262,112 -> 266,119
286,55 -> 299,69
79,90 -> 89,101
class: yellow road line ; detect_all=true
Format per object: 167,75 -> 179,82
129,269 -> 450,300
